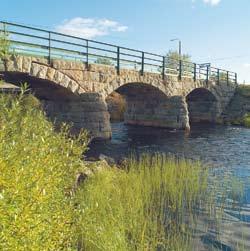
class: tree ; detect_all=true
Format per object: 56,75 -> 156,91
164,50 -> 192,75
95,57 -> 114,66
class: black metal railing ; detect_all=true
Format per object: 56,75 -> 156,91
0,21 -> 237,84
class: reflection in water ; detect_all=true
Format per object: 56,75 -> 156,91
87,123 -> 250,250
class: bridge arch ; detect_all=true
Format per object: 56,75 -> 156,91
186,88 -> 220,124
105,82 -> 189,130
2,71 -> 111,138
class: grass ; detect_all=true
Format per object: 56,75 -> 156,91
75,155 -> 209,251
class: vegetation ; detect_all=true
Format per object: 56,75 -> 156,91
95,57 -> 114,66
159,50 -> 192,75
0,88 -> 214,250
0,24 -> 10,59
0,86 -> 246,250
166,50 -> 191,63
243,113 -> 250,127
0,88 -> 89,250
237,84 -> 250,97
75,155 -> 209,251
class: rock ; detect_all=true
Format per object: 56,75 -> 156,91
99,154 -> 116,166
75,172 -> 88,188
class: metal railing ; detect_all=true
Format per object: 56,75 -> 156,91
0,21 -> 237,84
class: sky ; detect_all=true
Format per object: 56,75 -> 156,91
1,0 -> 250,83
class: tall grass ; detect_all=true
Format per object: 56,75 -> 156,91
75,155 -> 209,251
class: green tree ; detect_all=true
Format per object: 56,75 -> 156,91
95,57 -> 114,66
159,50 -> 192,76
165,50 -> 192,75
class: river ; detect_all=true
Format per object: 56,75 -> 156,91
87,123 -> 250,250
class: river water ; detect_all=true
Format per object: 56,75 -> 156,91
87,123 -> 250,250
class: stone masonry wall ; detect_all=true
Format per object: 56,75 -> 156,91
222,86 -> 250,124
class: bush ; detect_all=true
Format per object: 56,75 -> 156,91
0,90 -> 88,250
243,113 -> 250,128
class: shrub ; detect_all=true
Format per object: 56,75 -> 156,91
0,89 -> 88,250
243,113 -> 250,128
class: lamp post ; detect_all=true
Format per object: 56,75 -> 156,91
170,38 -> 182,80
170,38 -> 182,59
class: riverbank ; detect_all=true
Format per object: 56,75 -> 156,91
0,89 -> 227,250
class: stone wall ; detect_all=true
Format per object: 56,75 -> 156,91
223,86 -> 250,124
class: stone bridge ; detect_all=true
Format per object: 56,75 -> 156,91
1,55 -> 236,139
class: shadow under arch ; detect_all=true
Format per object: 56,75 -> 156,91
106,82 -> 189,130
186,88 -> 219,124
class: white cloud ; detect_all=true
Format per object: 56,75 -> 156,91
55,17 -> 128,39
203,0 -> 221,6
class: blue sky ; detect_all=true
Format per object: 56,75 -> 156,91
1,0 -> 250,82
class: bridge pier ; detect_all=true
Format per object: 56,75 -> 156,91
41,93 -> 111,140
123,94 -> 190,130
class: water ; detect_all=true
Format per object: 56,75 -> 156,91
87,123 -> 250,250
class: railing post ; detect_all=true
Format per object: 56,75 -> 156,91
48,31 -> 51,64
86,40 -> 89,69
227,71 -> 229,84
206,65 -> 209,83
117,46 -> 120,75
141,52 -> 144,76
193,63 -> 196,82
162,56 -> 165,80
178,60 -> 182,80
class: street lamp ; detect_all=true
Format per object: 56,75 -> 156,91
170,38 -> 182,60
170,38 -> 182,80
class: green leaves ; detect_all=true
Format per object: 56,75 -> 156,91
0,24 -> 10,59
0,92 -> 88,250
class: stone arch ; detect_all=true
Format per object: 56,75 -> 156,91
102,71 -> 170,99
4,55 -> 84,95
186,87 -> 220,124
105,82 -> 189,130
2,70 -> 111,139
